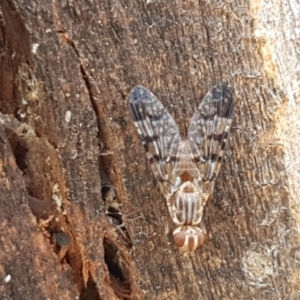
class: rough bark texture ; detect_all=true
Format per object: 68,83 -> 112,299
0,0 -> 300,299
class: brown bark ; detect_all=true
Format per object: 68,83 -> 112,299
0,0 -> 299,299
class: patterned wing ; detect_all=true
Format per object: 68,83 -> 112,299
129,86 -> 181,182
188,84 -> 234,192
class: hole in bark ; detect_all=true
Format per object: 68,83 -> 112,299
101,183 -> 114,200
4,128 -> 28,172
79,272 -> 102,300
12,142 -> 28,171
103,238 -> 132,298
104,238 -> 125,281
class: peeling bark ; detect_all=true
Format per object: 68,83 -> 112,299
0,0 -> 299,299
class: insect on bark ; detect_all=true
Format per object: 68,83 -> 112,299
129,84 -> 234,252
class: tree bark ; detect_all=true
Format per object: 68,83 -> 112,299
0,0 -> 299,299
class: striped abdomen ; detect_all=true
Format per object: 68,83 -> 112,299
168,182 -> 204,226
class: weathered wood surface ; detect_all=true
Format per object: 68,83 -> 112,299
0,0 -> 300,299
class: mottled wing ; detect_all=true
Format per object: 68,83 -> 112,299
129,86 -> 181,182
188,84 -> 234,195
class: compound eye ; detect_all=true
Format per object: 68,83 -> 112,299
197,231 -> 205,247
173,231 -> 186,248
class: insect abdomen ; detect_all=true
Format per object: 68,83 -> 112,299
173,191 -> 203,225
